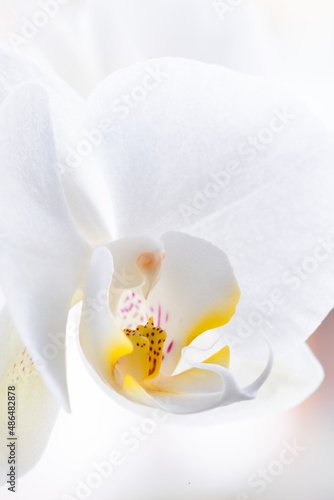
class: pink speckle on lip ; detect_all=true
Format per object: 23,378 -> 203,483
132,292 -> 135,298
124,296 -> 130,302
22,367 -> 25,372
165,312 -> 169,322
167,341 -> 174,353
120,303 -> 134,313
157,304 -> 161,327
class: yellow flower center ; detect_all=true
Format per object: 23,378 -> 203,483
116,317 -> 167,383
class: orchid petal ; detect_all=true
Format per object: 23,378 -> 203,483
0,306 -> 59,484
205,341 -> 325,423
146,232 -> 240,375
159,341 -> 324,423
79,247 -> 133,393
0,45 -> 113,245
119,338 -> 272,415
254,342 -> 324,414
0,82 -> 91,410
119,335 -> 319,417
87,57 -> 334,351
136,338 -> 273,415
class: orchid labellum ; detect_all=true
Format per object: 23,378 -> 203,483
80,235 -> 272,415
0,48 -> 333,483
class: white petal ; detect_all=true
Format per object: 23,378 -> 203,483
136,337 -> 272,415
79,247 -> 133,392
218,341 -> 324,422
239,342 -> 324,416
87,57 -> 334,351
155,341 -> 323,423
146,232 -> 240,375
0,82 -> 91,410
0,306 -> 59,484
0,45 -> 113,245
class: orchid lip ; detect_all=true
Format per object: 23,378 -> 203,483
114,300 -> 274,414
180,335 -> 274,411
79,236 -> 273,416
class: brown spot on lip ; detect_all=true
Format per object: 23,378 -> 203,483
149,358 -> 157,376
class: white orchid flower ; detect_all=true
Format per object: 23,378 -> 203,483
0,47 -> 334,483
